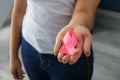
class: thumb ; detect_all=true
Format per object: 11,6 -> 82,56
54,38 -> 62,56
83,33 -> 92,57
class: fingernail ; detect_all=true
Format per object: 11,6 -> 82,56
63,60 -> 67,64
69,61 -> 74,65
54,52 -> 57,56
86,51 -> 90,57
58,58 -> 62,62
54,54 -> 57,56
69,62 -> 74,65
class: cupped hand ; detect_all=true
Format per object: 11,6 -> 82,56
54,24 -> 92,65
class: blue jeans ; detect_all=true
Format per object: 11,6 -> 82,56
21,37 -> 94,80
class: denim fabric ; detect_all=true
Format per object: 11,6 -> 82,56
21,37 -> 94,80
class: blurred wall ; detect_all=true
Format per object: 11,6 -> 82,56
0,0 -> 13,28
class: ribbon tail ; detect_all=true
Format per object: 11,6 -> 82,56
60,45 -> 68,54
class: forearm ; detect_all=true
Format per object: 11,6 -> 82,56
69,11 -> 94,31
69,0 -> 100,31
10,9 -> 25,60
10,0 -> 27,60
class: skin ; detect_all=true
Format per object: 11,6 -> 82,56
9,0 -> 100,79
54,0 -> 100,65
9,0 -> 27,79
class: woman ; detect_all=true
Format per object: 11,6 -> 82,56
9,0 -> 100,80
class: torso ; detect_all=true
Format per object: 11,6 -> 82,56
22,0 -> 76,54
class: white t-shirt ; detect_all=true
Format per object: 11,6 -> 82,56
22,0 -> 75,54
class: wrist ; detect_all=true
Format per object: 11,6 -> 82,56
10,55 -> 19,61
68,23 -> 91,32
69,11 -> 94,31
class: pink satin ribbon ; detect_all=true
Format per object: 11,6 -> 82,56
60,30 -> 78,55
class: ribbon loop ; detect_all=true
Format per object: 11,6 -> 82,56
60,30 -> 78,55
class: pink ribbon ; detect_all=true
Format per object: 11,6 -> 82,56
60,30 -> 78,55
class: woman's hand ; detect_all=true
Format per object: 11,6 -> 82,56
9,58 -> 25,80
54,24 -> 92,65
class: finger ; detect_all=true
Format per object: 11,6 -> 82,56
17,68 -> 24,79
54,39 -> 62,56
21,70 -> 25,79
12,70 -> 19,79
83,34 -> 92,57
69,53 -> 81,65
69,48 -> 82,65
57,52 -> 65,62
62,54 -> 70,64
17,69 -> 22,79
22,70 -> 25,74
69,42 -> 83,65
